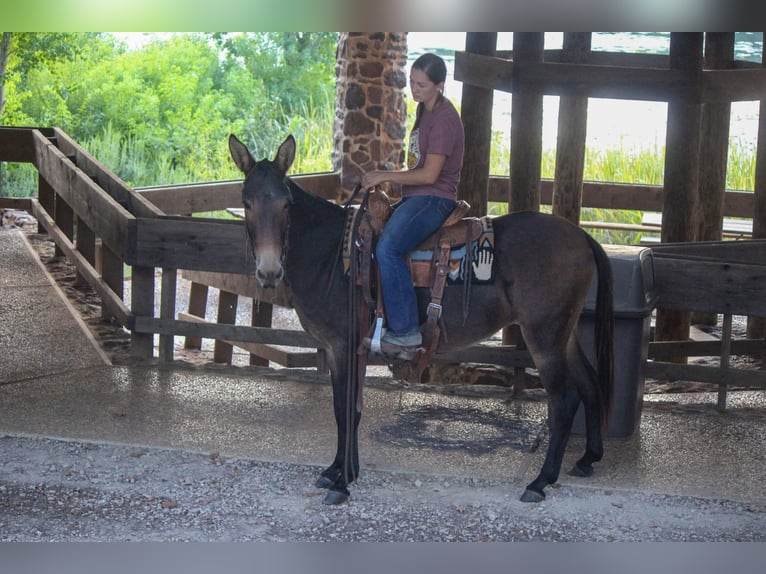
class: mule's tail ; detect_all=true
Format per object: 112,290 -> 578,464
586,235 -> 615,426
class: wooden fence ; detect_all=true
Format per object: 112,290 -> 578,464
2,121 -> 766,405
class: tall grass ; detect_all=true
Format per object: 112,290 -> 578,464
487,133 -> 756,244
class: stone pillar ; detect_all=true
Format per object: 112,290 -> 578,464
333,32 -> 408,203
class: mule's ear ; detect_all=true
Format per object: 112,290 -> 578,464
275,135 -> 296,174
229,134 -> 255,174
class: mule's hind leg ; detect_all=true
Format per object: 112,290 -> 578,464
520,354 -> 581,503
567,338 -> 605,478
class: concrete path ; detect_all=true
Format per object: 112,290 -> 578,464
1,227 -> 765,506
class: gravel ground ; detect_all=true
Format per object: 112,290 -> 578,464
1,434 -> 764,542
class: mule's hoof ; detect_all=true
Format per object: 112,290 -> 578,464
520,488 -> 545,503
568,462 -> 594,478
315,475 -> 334,489
323,489 -> 350,505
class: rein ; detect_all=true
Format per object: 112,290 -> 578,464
341,183 -> 371,487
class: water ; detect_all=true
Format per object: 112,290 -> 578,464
407,32 -> 764,153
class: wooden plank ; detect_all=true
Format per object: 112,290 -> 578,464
648,338 -> 766,359
131,216 -> 256,273
650,239 -> 766,263
180,269 -> 291,307
30,200 -> 131,326
0,197 -> 33,210
702,69 -> 766,102
494,49 -> 671,69
133,317 -> 320,348
178,312 -> 317,368
53,128 -> 164,219
653,256 -> 766,316
456,51 -> 766,103
433,345 -> 534,369
136,172 -> 340,214
645,360 -> 766,389
0,127 -> 53,162
454,51 -> 514,93
32,130 -> 134,259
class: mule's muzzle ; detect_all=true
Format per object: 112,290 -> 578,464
255,265 -> 285,289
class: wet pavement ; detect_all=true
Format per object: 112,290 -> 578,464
2,227 -> 766,505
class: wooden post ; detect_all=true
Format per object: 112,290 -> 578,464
54,194 -> 74,260
101,243 -> 124,322
130,266 -> 155,359
655,33 -> 704,350
159,268 -> 177,363
250,299 -> 273,367
213,289 -> 238,364
504,33 -> 544,367
747,35 -> 766,340
695,33 -> 734,326
38,174 -> 55,235
552,32 -> 591,225
75,217 -> 96,287
458,32 -> 497,217
509,32 -> 544,213
184,282 -> 209,349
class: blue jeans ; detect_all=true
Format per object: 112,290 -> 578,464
376,195 -> 456,337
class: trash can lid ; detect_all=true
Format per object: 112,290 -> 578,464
584,245 -> 656,316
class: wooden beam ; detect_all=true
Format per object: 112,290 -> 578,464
653,256 -> 766,317
0,127 -> 53,162
32,130 -> 134,259
178,312 -> 318,368
645,361 -> 766,389
133,317 -> 320,348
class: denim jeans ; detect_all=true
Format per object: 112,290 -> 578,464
376,195 -> 456,337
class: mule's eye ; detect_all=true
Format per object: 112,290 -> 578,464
242,199 -> 252,211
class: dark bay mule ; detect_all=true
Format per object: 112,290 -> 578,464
229,133 -> 614,504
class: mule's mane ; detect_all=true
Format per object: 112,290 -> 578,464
285,177 -> 345,225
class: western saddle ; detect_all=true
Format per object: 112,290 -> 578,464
350,188 -> 485,381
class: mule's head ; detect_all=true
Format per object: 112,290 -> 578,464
229,134 -> 295,288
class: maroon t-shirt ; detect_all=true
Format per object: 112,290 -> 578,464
403,98 -> 465,201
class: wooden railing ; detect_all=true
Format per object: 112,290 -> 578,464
2,125 -> 765,405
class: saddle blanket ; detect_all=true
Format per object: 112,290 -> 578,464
343,208 -> 495,286
409,217 -> 495,286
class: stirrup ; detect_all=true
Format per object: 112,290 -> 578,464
361,336 -> 423,361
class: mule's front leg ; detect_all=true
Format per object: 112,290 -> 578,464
315,362 -> 361,505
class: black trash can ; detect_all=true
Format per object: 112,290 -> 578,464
572,245 -> 656,439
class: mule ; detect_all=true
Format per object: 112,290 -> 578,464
228,133 -> 614,504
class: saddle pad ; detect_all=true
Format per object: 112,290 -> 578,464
409,217 -> 495,286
